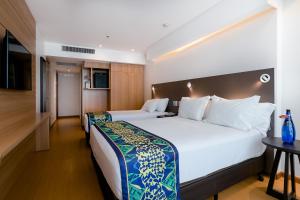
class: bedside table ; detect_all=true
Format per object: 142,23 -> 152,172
262,137 -> 300,200
157,113 -> 177,118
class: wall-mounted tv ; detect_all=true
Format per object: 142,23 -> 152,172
0,30 -> 32,90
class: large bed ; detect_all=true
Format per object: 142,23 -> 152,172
90,117 -> 266,199
84,110 -> 168,133
90,68 -> 275,199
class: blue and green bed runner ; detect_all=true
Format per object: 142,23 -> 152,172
94,120 -> 180,200
86,112 -> 112,133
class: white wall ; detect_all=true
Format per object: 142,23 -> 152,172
277,0 -> 300,175
280,0 -> 300,137
49,62 -> 57,125
44,42 -> 145,65
57,73 -> 80,117
145,11 -> 277,99
146,0 -> 271,61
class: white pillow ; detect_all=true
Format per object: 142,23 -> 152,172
203,97 -> 212,119
141,99 -> 159,112
178,96 -> 210,121
203,95 -> 260,119
245,103 -> 276,135
211,95 -> 261,103
205,95 -> 261,131
156,98 -> 169,112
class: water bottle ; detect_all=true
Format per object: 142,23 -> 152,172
281,109 -> 296,144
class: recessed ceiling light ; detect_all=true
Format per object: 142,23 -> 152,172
98,44 -> 103,48
162,23 -> 169,28
131,49 -> 135,52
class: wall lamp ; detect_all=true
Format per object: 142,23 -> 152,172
187,82 -> 192,89
152,86 -> 155,91
260,74 -> 271,83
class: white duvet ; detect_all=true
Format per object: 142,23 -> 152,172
84,110 -> 167,132
90,117 -> 266,199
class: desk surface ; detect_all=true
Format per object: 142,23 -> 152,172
262,137 -> 300,155
0,112 -> 50,165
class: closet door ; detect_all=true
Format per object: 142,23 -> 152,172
110,63 -> 144,110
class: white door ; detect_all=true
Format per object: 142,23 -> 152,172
57,72 -> 80,117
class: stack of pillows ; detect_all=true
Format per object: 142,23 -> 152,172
204,95 -> 275,134
143,95 -> 275,135
141,98 -> 169,112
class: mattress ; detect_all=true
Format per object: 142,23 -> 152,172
90,117 -> 266,199
84,110 -> 167,133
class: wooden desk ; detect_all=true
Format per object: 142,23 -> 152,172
0,112 -> 50,200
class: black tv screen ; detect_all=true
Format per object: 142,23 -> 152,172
0,30 -> 32,90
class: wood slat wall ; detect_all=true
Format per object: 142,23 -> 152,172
0,1 -> 37,199
0,133 -> 35,200
110,63 -> 144,110
0,0 -> 36,136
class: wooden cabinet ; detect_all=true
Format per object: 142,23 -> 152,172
110,63 -> 144,110
82,89 -> 108,113
81,62 -> 144,120
81,62 -> 110,115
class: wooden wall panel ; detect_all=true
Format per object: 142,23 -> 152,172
0,0 -> 35,53
0,0 -> 36,137
110,63 -> 144,110
82,90 -> 108,113
0,133 -> 35,200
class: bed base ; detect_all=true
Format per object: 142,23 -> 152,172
91,153 -> 118,200
180,155 -> 264,199
91,152 -> 264,200
85,131 -> 90,145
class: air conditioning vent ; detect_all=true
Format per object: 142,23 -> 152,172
62,45 -> 95,54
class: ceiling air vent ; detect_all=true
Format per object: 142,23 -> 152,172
62,45 -> 95,54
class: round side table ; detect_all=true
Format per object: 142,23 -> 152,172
262,137 -> 300,200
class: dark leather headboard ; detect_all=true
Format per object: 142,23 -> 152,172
152,68 -> 275,173
152,68 -> 274,111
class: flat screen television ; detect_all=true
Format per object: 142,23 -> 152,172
93,69 -> 109,88
0,30 -> 32,90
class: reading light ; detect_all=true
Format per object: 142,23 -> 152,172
162,23 -> 169,28
187,82 -> 192,89
260,74 -> 271,83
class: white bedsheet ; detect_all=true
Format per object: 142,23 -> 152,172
84,110 -> 167,132
90,117 -> 266,199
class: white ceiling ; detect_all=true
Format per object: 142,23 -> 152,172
26,0 -> 222,53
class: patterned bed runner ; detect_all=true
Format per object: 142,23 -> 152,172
87,112 -> 112,133
94,120 -> 180,200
